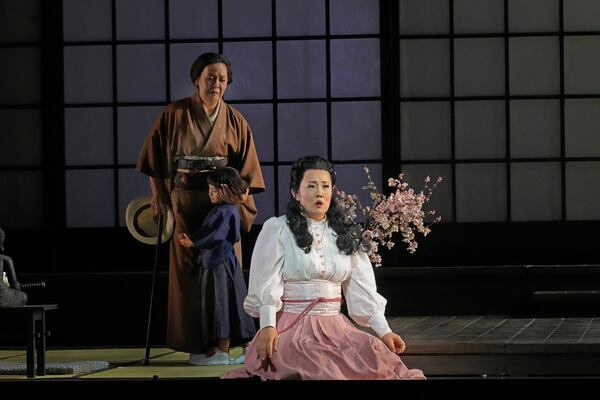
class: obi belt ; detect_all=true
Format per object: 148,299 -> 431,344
173,155 -> 227,190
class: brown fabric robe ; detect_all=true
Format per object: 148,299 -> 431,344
137,94 -> 265,353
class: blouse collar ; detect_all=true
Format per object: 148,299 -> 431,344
308,216 -> 327,226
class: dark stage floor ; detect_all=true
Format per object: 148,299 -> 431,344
390,315 -> 600,376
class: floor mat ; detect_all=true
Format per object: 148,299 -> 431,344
0,360 -> 110,375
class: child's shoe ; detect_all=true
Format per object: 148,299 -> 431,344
189,353 -> 208,364
189,350 -> 230,366
229,354 -> 245,365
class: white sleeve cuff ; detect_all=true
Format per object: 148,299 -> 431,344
259,305 -> 277,329
368,314 -> 392,338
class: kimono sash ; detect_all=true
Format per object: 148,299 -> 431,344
173,155 -> 227,190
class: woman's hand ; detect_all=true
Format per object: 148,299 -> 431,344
381,332 -> 406,354
149,177 -> 171,214
256,326 -> 279,361
151,194 -> 166,214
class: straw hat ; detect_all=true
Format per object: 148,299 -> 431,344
125,196 -> 174,245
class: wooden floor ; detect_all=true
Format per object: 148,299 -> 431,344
391,315 -> 600,376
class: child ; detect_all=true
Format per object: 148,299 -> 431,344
179,167 -> 257,365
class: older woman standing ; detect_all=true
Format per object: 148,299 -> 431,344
137,53 -> 264,362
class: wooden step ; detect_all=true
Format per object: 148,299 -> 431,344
532,290 -> 600,317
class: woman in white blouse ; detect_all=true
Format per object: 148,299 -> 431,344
223,156 -> 425,380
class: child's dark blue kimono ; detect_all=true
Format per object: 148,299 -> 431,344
189,203 -> 256,351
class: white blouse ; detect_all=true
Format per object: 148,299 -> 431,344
244,216 -> 392,338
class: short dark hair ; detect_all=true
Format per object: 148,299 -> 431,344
207,167 -> 248,203
190,52 -> 233,85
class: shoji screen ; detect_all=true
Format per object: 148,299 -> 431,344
62,0 -> 382,227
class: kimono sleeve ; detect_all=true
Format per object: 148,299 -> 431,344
227,110 -> 266,232
136,110 -> 168,179
235,117 -> 265,195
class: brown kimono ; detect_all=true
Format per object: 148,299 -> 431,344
137,93 -> 265,353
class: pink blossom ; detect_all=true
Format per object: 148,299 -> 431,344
336,168 -> 442,267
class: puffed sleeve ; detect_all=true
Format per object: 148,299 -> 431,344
244,217 -> 285,329
342,251 -> 392,338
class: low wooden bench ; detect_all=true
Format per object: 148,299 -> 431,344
0,304 -> 58,377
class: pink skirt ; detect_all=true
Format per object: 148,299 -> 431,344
221,312 -> 426,380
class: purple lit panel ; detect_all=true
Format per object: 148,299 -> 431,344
116,0 -> 164,40
117,44 -> 165,102
65,107 -> 113,166
276,0 -> 325,36
222,0 -> 271,37
169,0 -> 218,39
223,41 -> 273,100
330,39 -> 380,97
63,0 -> 112,41
331,101 -> 381,161
277,40 -> 326,99
277,102 -> 327,162
277,165 -> 292,215
64,46 -> 112,103
66,169 -> 115,227
253,165 -> 275,224
117,106 -> 164,164
330,0 -> 379,34
233,103 -> 274,162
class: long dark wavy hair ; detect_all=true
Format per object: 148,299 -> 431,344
286,156 -> 362,255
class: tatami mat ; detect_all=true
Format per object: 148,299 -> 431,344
0,347 -> 245,380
